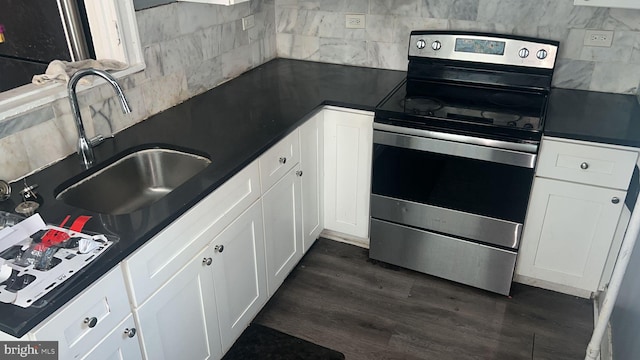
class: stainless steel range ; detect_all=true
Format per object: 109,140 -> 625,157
369,31 -> 559,295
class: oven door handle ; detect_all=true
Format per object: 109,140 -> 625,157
373,124 -> 537,168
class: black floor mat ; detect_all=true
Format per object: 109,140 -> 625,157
223,323 -> 345,360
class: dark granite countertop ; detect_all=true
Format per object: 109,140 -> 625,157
545,88 -> 640,148
0,59 -> 405,337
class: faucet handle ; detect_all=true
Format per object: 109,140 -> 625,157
89,134 -> 108,147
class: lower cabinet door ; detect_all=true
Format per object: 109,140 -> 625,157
323,107 -> 373,239
211,201 -> 267,352
299,111 -> 324,253
517,177 -> 626,293
263,165 -> 303,297
135,247 -> 222,360
81,315 -> 142,360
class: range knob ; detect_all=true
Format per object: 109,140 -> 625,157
536,49 -> 548,60
518,48 -> 530,58
431,40 -> 442,51
416,39 -> 426,49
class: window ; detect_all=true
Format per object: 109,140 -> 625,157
0,0 -> 145,121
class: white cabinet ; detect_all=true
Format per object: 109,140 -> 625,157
124,161 -> 264,360
135,200 -> 266,360
135,246 -> 222,360
574,0 -> 640,10
31,267 -> 140,360
262,165 -> 303,297
299,111 -> 324,252
123,161 -> 261,307
259,129 -> 304,297
516,137 -> 638,297
516,178 -> 626,295
323,106 -> 374,240
211,202 -> 267,352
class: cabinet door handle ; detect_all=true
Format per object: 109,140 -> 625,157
202,257 -> 213,266
580,162 -> 589,170
84,317 -> 98,328
612,197 -> 620,204
279,157 -> 287,164
296,170 -> 303,177
124,328 -> 137,338
214,244 -> 224,253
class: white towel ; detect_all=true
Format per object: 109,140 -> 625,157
32,59 -> 129,86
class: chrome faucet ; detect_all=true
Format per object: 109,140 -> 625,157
68,68 -> 131,168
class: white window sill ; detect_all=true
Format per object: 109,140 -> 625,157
0,62 -> 145,122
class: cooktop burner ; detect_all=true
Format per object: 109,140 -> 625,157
376,79 -> 548,141
400,97 -> 444,115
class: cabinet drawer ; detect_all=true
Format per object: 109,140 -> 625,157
123,160 -> 261,307
259,129 -> 300,192
81,315 -> 142,360
32,267 -> 131,360
537,139 -> 637,189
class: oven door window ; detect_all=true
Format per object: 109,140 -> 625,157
372,144 -> 534,223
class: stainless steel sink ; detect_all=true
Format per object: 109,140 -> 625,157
56,147 -> 211,215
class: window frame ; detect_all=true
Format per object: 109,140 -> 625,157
0,0 -> 145,121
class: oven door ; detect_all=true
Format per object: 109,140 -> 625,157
371,123 -> 536,250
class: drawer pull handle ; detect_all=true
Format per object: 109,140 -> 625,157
279,157 -> 287,164
296,170 -> 303,177
84,317 -> 98,328
124,328 -> 137,338
612,197 -> 620,204
214,244 -> 224,253
202,257 -> 213,266
580,162 -> 589,170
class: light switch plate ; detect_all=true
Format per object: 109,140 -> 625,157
345,14 -> 365,29
242,15 -> 255,31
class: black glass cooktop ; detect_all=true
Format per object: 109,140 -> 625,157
375,79 -> 549,142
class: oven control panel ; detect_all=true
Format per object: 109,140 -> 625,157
408,32 -> 558,69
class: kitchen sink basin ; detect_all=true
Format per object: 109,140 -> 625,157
56,146 -> 211,215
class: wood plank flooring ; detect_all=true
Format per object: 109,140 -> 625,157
255,238 -> 593,360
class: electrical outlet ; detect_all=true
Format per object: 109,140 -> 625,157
345,14 -> 365,29
584,29 -> 614,47
242,15 -> 255,31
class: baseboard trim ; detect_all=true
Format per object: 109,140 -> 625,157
513,274 -> 593,298
320,230 -> 369,249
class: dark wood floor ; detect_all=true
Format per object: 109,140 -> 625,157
255,238 -> 594,360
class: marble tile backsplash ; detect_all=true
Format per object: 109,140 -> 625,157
0,0 -> 276,182
275,0 -> 640,94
